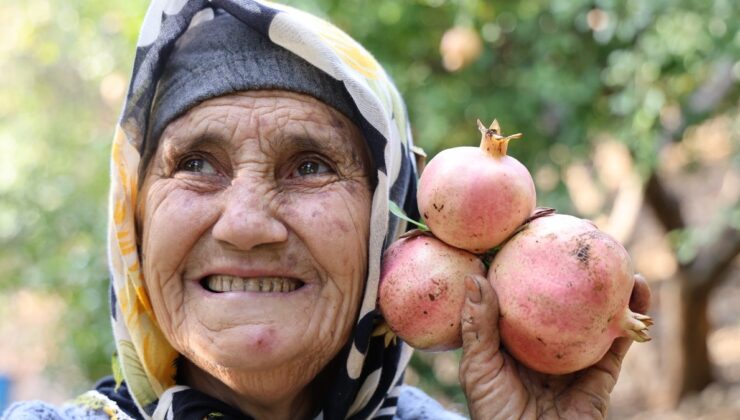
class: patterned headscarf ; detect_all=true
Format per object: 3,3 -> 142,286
99,0 -> 419,418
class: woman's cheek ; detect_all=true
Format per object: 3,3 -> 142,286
283,185 -> 370,270
140,184 -> 221,337
144,188 -> 217,266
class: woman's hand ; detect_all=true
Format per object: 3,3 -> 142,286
458,274 -> 651,419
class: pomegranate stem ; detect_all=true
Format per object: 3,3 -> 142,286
477,119 -> 522,158
620,309 -> 653,342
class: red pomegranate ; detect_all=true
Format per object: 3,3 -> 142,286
417,120 -> 536,253
488,214 -> 652,374
379,232 -> 485,351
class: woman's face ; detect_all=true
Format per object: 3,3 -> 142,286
137,91 -> 372,398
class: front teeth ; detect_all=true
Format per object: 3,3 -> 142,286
206,275 -> 301,293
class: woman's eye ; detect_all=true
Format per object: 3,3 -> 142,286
294,159 -> 332,177
178,157 -> 218,175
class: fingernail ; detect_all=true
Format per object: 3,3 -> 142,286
465,275 -> 482,304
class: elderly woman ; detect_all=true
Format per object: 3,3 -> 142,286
5,1 -> 650,419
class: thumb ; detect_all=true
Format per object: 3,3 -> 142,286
460,274 -> 502,372
459,275 -> 531,419
630,273 -> 651,314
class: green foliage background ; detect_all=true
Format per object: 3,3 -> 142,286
1,0 -> 738,404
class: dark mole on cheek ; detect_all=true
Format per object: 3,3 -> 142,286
332,216 -> 351,234
344,181 -> 363,196
276,197 -> 298,219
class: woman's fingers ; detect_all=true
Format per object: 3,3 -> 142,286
459,274 -> 531,419
458,274 -> 651,419
459,274 -> 504,406
460,274 -> 500,361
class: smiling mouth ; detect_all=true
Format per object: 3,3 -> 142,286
201,275 -> 304,293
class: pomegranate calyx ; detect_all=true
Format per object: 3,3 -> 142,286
621,309 -> 653,343
477,118 -> 523,158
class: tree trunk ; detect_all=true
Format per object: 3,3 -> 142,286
678,284 -> 713,395
641,60 -> 740,407
657,276 -> 713,407
645,173 -> 740,406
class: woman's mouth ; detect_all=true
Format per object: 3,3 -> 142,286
201,275 -> 304,293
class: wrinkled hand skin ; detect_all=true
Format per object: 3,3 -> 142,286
459,274 -> 651,419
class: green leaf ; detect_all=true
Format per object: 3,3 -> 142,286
389,200 -> 429,231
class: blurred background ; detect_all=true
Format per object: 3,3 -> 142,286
1,0 -> 738,418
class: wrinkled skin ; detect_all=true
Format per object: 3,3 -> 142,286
459,273 -> 651,419
137,91 -> 372,420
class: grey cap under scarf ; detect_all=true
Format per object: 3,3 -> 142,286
144,11 -> 360,168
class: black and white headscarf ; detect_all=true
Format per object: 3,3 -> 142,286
93,0 -> 420,419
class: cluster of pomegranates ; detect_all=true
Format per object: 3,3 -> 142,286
379,120 -> 652,374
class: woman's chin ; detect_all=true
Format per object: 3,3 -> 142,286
169,279 -> 350,377
186,322 -> 304,371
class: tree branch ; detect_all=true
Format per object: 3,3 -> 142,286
687,227 -> 740,294
642,57 -> 740,294
645,173 -> 686,233
646,171 -> 740,290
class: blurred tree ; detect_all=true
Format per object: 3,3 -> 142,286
1,0 -> 151,389
2,0 -> 737,408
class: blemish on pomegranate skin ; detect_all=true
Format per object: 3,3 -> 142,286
536,336 -> 546,345
555,353 -> 564,359
428,293 -> 436,301
574,242 -> 590,264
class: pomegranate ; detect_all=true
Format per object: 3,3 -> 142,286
379,232 -> 485,351
488,214 -> 652,374
417,119 -> 536,254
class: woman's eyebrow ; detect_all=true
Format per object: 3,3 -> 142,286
282,135 -> 325,151
162,132 -> 224,162
165,123 -> 357,162
277,131 -> 349,156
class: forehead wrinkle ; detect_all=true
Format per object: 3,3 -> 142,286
279,115 -> 361,161
245,114 -> 358,166
161,107 -> 233,152
160,93 -> 368,172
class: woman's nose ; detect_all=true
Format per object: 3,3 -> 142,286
211,182 -> 289,250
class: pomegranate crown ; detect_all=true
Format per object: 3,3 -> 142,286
477,119 -> 523,157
